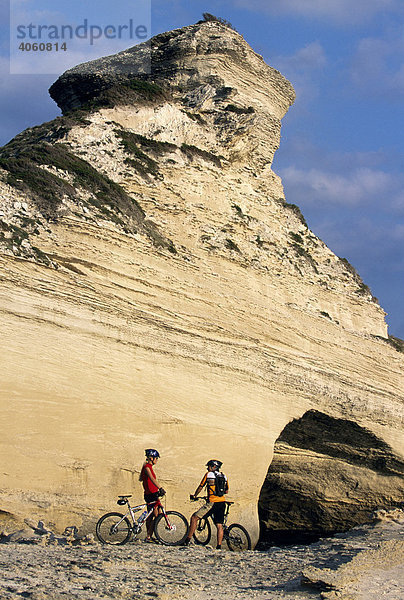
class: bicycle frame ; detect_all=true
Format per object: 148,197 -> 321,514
117,495 -> 173,533
192,500 -> 251,550
222,502 -> 231,527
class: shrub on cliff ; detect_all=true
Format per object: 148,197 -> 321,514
198,13 -> 236,30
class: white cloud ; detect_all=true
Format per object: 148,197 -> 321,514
273,42 -> 327,73
280,165 -> 397,206
350,34 -> 404,98
231,0 -> 402,25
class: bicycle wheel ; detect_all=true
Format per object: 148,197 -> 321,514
225,523 -> 251,551
193,517 -> 211,546
96,512 -> 132,545
154,511 -> 189,546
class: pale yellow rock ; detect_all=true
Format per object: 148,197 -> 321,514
0,22 -> 403,545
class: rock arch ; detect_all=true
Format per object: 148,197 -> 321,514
258,410 -> 404,544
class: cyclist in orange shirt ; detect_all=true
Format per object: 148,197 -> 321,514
183,459 -> 228,549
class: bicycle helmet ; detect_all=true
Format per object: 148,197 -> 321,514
145,448 -> 160,458
206,459 -> 222,469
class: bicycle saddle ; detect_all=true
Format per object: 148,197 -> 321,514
117,495 -> 132,505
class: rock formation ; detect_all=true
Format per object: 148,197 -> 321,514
259,411 -> 404,543
0,20 -> 403,544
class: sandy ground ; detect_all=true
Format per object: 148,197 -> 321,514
0,511 -> 403,600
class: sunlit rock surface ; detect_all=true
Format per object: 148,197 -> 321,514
0,21 -> 403,544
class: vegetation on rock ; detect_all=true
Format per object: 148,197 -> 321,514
0,142 -> 143,224
49,75 -> 169,115
0,130 -> 176,254
199,13 -> 236,30
79,79 -> 168,112
225,238 -> 241,253
115,129 -> 176,177
225,104 -> 255,114
180,143 -> 223,167
276,197 -> 308,227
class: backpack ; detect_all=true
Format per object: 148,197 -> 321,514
214,472 -> 227,497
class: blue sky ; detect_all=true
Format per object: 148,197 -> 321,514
1,0 -> 403,338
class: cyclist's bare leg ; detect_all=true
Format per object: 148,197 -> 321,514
216,523 -> 224,548
184,512 -> 200,542
145,514 -> 154,539
146,505 -> 159,540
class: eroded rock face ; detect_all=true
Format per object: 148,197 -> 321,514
0,21 -> 403,543
49,21 -> 295,173
259,411 -> 404,543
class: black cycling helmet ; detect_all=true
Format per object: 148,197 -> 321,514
145,449 -> 160,458
206,459 -> 222,469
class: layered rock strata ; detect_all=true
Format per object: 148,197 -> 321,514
259,411 -> 404,543
0,21 -> 403,544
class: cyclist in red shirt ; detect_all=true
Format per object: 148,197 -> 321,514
139,449 -> 165,542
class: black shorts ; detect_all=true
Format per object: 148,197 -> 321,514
144,492 -> 160,508
207,502 -> 226,525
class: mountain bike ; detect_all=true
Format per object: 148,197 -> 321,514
192,500 -> 251,551
96,495 -> 189,546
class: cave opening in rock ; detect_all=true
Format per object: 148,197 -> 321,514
258,409 -> 404,547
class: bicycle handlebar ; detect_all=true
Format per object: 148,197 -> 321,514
189,495 -> 233,505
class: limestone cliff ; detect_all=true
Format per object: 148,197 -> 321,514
0,21 -> 403,544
